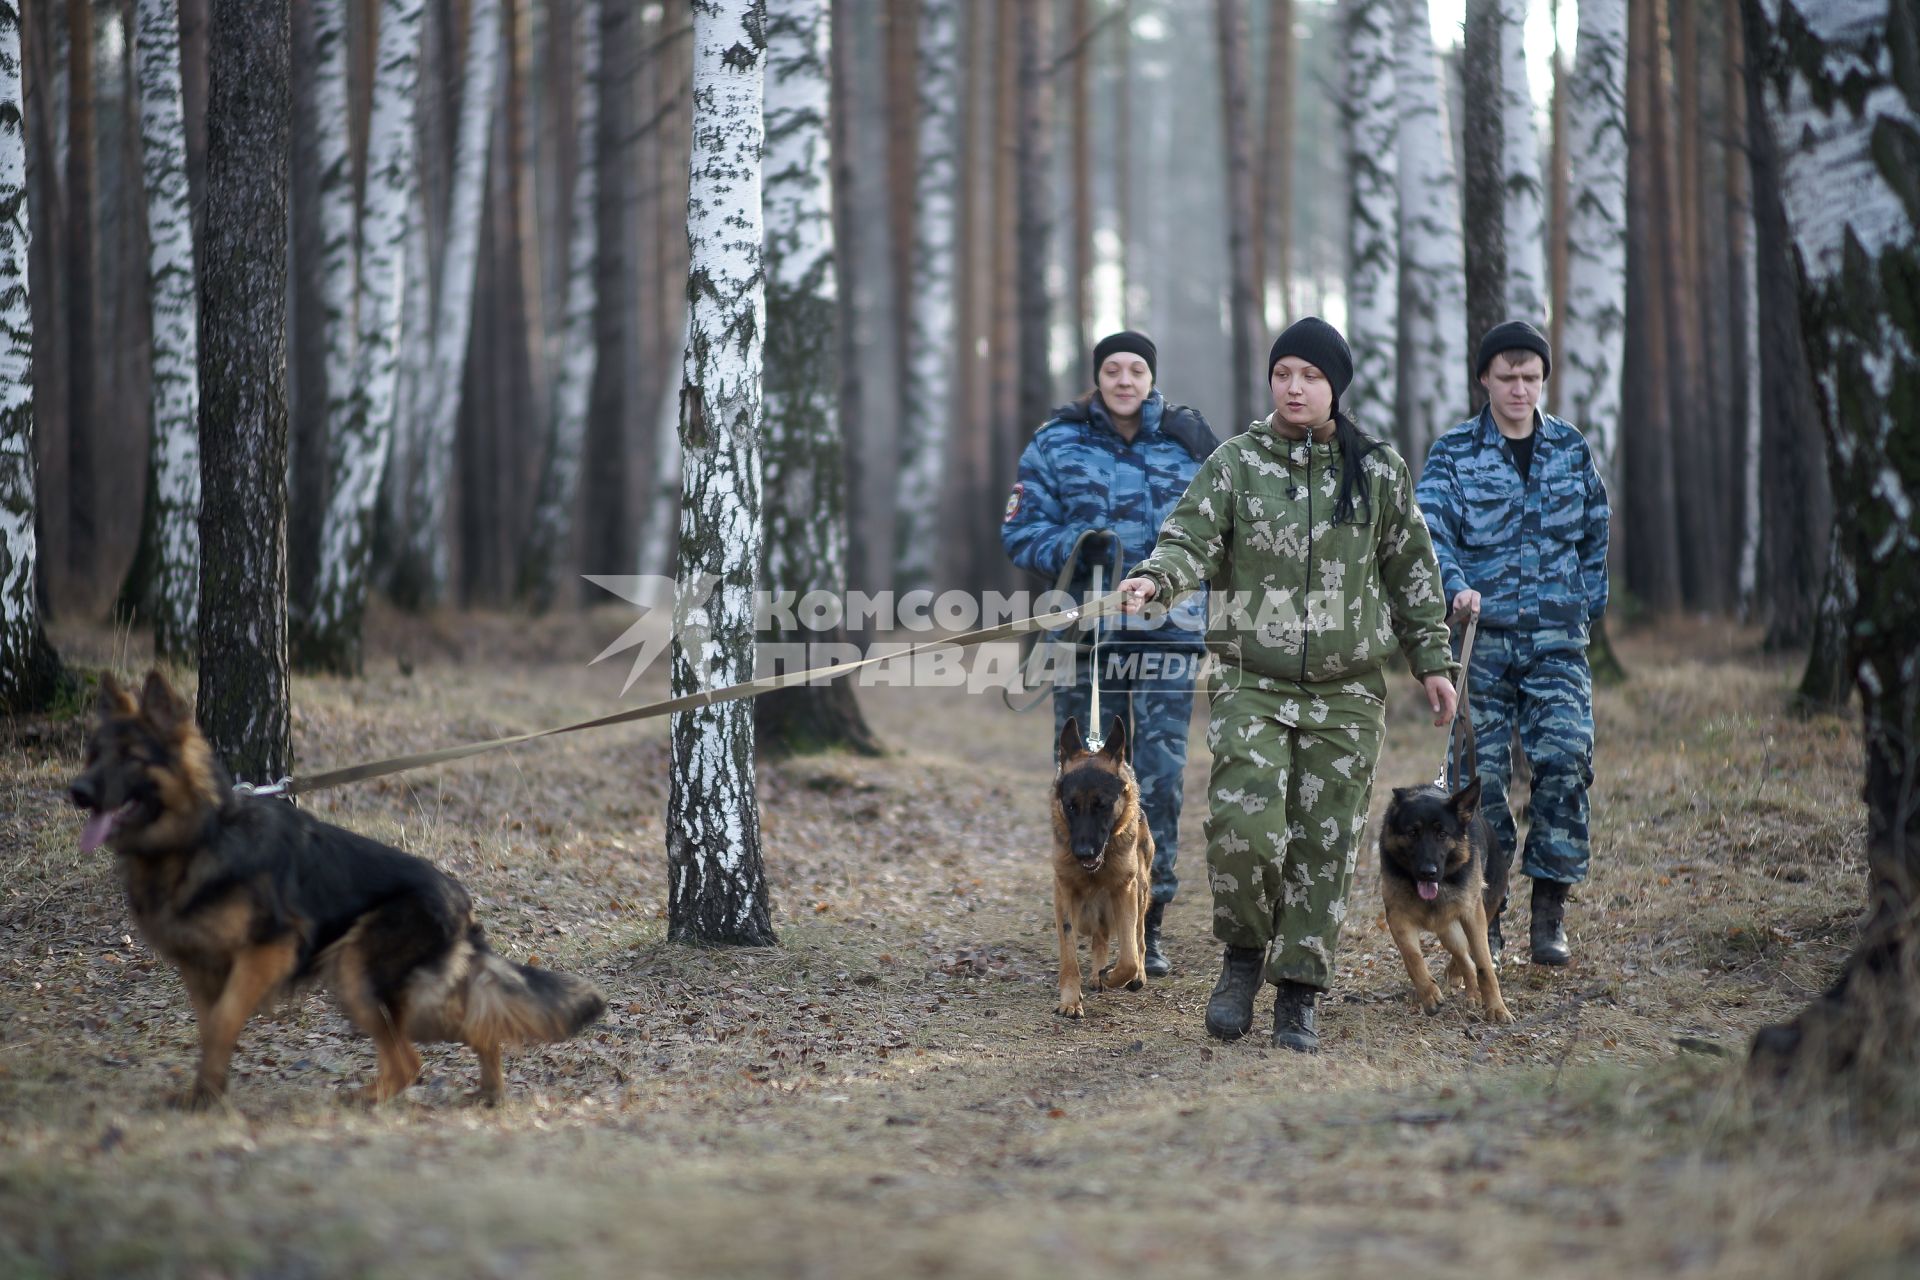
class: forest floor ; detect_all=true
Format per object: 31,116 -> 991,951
2,607 -> 1915,1280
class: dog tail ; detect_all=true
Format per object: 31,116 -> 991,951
459,934 -> 606,1048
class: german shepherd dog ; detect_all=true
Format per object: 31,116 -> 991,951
68,672 -> 606,1108
1378,777 -> 1513,1024
1051,715 -> 1154,1018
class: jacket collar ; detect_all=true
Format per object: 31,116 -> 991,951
1250,413 -> 1341,464
1475,404 -> 1559,446
1080,388 -> 1165,442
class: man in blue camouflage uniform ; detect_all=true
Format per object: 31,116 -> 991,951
1003,330 -> 1218,978
1415,321 -> 1610,966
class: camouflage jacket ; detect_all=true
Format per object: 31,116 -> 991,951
1002,390 -> 1215,646
1129,419 -> 1454,693
1414,408 -> 1610,641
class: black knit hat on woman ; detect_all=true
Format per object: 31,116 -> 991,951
1092,330 -> 1158,382
1268,317 -> 1354,401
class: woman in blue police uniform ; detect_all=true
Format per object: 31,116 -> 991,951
1002,330 -> 1218,977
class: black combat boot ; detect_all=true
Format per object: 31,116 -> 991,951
1529,878 -> 1572,966
1486,904 -> 1506,957
1143,903 -> 1171,978
1204,946 -> 1265,1041
1270,980 -> 1320,1054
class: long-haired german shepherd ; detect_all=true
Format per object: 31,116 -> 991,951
1378,777 -> 1513,1023
1051,715 -> 1154,1018
68,671 -> 606,1108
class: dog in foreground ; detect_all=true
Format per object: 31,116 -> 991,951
1378,777 -> 1513,1024
1051,715 -> 1154,1018
68,672 -> 606,1108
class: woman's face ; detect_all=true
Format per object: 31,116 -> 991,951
1097,354 -> 1153,418
1270,356 -> 1334,427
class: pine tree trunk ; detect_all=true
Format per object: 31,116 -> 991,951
0,5 -> 67,713
1345,0 -> 1398,430
669,0 -> 775,948
1214,0 -> 1259,431
64,0 -> 97,589
896,0 -> 957,591
1395,0 -> 1468,459
1012,0 -> 1053,434
1498,0 -> 1544,320
756,0 -> 878,758
197,0 -> 291,785
1113,0 -> 1132,322
1746,0 -> 1920,1082
125,0 -> 200,660
391,0 -> 501,610
1067,0 -> 1091,361
1558,0 -> 1627,480
1462,0 -> 1505,387
518,0 -> 602,612
1727,0 -> 1761,617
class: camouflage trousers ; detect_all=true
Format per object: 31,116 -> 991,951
1465,627 -> 1595,884
1202,690 -> 1384,990
1054,643 -> 1201,906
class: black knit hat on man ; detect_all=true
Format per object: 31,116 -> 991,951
1476,320 -> 1552,379
1268,316 -> 1354,401
1092,330 -> 1157,383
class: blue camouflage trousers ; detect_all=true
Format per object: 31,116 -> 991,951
1054,642 -> 1201,906
1465,627 -> 1596,884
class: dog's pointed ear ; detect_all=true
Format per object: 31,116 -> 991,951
1098,715 -> 1128,764
96,672 -> 137,719
139,670 -> 189,736
1451,775 -> 1482,818
1059,716 -> 1085,762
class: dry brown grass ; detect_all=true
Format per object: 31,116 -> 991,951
2,608 -> 1914,1279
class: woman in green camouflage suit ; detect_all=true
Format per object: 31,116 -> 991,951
1119,317 -> 1457,1052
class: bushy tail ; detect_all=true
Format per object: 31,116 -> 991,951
463,946 -> 606,1048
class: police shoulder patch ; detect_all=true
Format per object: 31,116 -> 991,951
1004,482 -> 1024,523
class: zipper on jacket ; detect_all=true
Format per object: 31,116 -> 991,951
1301,444 -> 1313,682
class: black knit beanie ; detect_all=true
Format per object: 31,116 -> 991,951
1476,320 -> 1552,379
1091,330 -> 1158,382
1267,317 -> 1353,400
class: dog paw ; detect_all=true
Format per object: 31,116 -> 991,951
1125,977 -> 1145,992
1486,1002 -> 1514,1025
175,1083 -> 225,1112
1056,998 -> 1085,1019
1416,989 -> 1445,1016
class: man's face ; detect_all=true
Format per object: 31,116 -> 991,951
1270,357 -> 1334,427
1097,355 -> 1152,418
1480,352 -> 1545,428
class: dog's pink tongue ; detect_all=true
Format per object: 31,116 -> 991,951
1417,880 -> 1439,901
79,810 -> 118,853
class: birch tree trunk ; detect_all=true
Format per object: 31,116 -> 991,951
1396,0 -> 1468,459
1745,0 -> 1920,1083
669,0 -> 775,948
296,0 -> 350,611
755,0 -> 877,757
518,0 -> 602,612
1498,0 -> 1545,320
895,0 -> 956,591
1256,0 -> 1294,321
390,0 -> 501,611
197,0 -> 291,784
1345,0 -> 1399,429
0,4 -> 66,713
299,0 -> 424,673
1215,0 -> 1260,430
637,336 -> 685,584
1556,0 -> 1626,481
125,0 -> 200,661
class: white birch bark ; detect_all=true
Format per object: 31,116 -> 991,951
1557,0 -> 1627,477
762,0 -> 839,598
896,0 -> 957,589
519,0 -> 603,610
1345,0 -> 1400,428
305,0 -> 425,671
638,334 -> 685,586
1736,193 -> 1761,610
1,5 -> 61,712
399,0 -> 502,606
1497,0 -> 1545,319
135,0 -> 200,660
307,0 -> 354,503
1396,0 -> 1469,460
669,0 -> 774,947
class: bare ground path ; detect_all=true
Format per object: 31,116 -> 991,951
1,611 -> 1914,1279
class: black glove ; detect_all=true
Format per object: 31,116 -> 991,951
1079,529 -> 1118,564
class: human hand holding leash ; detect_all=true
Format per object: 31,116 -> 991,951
1422,674 -> 1457,727
1118,576 -> 1157,615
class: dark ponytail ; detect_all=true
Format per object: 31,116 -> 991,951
1331,407 -> 1385,525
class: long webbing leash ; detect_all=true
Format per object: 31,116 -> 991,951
1085,562 -> 1107,750
269,589 -> 1131,798
1433,613 -> 1480,791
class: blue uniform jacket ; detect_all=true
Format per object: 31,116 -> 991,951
1414,408 -> 1610,638
1002,390 -> 1213,647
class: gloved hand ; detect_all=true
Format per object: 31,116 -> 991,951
1079,529 -> 1119,564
